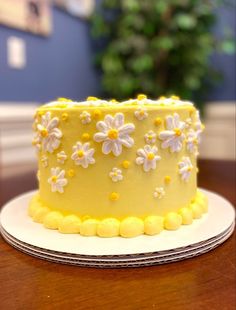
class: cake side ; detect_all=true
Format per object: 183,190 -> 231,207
29,96 -> 207,237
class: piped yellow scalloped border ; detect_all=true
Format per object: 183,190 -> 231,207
28,190 -> 208,238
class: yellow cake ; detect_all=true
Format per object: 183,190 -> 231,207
29,95 -> 208,237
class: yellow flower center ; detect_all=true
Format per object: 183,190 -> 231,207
108,129 -> 118,140
77,150 -> 84,158
139,110 -> 145,116
158,96 -> 166,100
147,153 -> 155,160
148,135 -> 153,140
187,167 -> 192,172
51,176 -> 58,183
40,128 -> 48,137
174,128 -> 181,136
193,138 -> 198,145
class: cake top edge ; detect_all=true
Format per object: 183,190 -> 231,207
39,95 -> 194,109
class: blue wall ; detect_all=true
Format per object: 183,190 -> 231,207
0,5 -> 235,103
208,6 -> 236,101
0,7 -> 99,103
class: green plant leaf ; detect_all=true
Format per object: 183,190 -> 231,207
175,14 -> 197,29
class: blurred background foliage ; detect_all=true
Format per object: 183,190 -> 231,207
91,0 -> 235,108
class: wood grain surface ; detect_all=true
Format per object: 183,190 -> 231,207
0,159 -> 235,310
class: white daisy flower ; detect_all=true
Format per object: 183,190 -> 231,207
48,167 -> 68,193
109,167 -> 123,182
37,112 -> 62,153
57,151 -> 67,164
80,111 -> 91,124
94,113 -> 135,157
159,113 -> 185,153
186,129 -> 200,156
153,187 -> 165,199
41,155 -> 48,168
71,142 -> 95,168
134,107 -> 148,120
178,157 -> 193,182
136,145 -> 161,172
144,130 -> 156,144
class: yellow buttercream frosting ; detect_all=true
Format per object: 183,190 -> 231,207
28,96 -> 208,237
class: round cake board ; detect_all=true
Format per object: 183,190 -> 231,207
0,189 -> 235,266
0,222 -> 234,268
1,220 -> 234,263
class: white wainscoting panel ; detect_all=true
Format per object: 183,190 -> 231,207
0,103 -> 38,177
200,102 -> 236,160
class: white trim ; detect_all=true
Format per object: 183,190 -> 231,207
0,103 -> 38,177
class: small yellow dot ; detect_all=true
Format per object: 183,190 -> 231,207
61,113 -> 68,121
171,95 -> 180,100
57,97 -> 72,102
137,94 -> 147,100
87,96 -> 98,101
109,192 -> 119,201
164,176 -> 171,184
122,160 -> 130,169
82,133 -> 90,141
154,117 -> 162,126
67,169 -> 75,177
158,96 -> 166,100
93,109 -> 102,119
110,99 -> 118,103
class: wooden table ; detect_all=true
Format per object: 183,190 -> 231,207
0,160 -> 235,310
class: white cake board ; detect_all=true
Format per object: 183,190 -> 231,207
0,189 -> 235,267
1,222 -> 234,268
